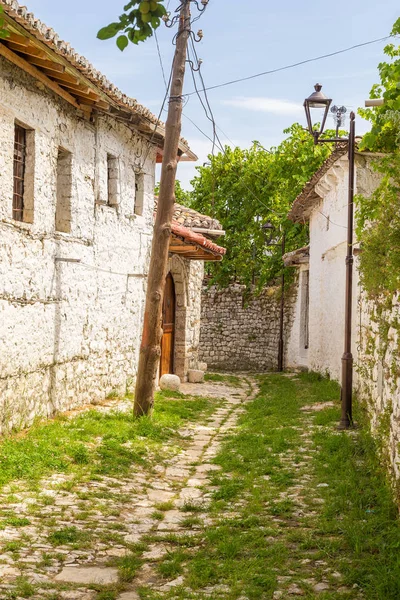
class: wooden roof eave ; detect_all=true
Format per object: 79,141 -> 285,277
169,236 -> 223,262
0,15 -> 196,160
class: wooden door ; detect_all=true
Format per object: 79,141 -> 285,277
160,273 -> 176,376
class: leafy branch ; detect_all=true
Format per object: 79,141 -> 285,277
97,1 -> 167,50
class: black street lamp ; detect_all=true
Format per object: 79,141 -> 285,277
304,83 -> 356,430
263,222 -> 286,372
303,83 -> 332,144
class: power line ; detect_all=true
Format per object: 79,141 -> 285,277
154,29 -> 168,89
155,22 -> 219,151
184,34 -> 396,97
186,50 -> 286,218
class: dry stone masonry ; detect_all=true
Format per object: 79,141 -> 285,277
200,283 -> 296,372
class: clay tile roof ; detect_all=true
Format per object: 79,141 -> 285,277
0,0 -> 194,156
283,245 -> 310,267
154,199 -> 223,233
172,203 -> 222,232
171,221 -> 226,258
288,145 -> 348,223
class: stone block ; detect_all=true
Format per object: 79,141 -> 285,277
159,374 -> 181,392
198,362 -> 208,372
188,369 -> 205,384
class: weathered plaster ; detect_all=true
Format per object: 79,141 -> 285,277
0,57 -> 157,431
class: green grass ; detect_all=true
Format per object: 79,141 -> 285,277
146,372 -> 400,599
48,526 -> 91,547
204,373 -> 242,386
0,390 -> 221,490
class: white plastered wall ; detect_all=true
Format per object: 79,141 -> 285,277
0,56 -> 158,431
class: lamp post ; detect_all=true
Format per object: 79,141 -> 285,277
303,83 -> 355,429
263,222 -> 286,372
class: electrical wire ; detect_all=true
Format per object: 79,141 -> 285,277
154,29 -> 168,89
140,52 -> 175,169
184,34 -> 396,97
186,46 -> 287,217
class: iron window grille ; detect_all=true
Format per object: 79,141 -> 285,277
13,124 -> 26,221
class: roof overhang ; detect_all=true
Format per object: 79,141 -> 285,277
283,245 -> 310,267
288,145 -> 348,223
0,1 -> 196,160
169,221 -> 226,262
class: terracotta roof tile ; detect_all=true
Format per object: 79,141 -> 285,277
288,145 -> 348,223
154,199 -> 222,232
0,0 -> 192,151
171,221 -> 226,257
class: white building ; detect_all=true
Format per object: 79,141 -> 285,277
285,147 -> 381,380
284,147 -> 400,483
0,1 -> 225,432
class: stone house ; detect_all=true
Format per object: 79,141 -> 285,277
284,147 -> 381,378
0,0 -> 225,432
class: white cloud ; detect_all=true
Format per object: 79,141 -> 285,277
223,97 -> 302,115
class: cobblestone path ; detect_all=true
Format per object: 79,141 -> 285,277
1,373 -> 399,600
0,376 -> 256,600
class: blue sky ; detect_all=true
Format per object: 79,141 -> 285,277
27,0 -> 399,187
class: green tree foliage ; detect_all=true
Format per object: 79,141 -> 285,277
97,0 -> 167,50
356,154 -> 400,300
356,19 -> 400,301
155,180 -> 192,207
358,18 -> 400,152
189,123 -> 334,289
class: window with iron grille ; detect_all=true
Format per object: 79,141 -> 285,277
13,124 -> 26,222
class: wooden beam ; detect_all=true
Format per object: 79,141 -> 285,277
169,245 -> 203,253
78,96 -> 110,111
44,71 -> 80,86
6,32 -> 31,46
53,80 -> 91,95
6,41 -> 47,60
3,17 -> 114,110
0,43 -> 79,109
24,55 -> 65,73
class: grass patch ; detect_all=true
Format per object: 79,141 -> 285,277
312,399 -> 400,598
204,373 -> 242,386
147,372 -> 400,599
0,390 -> 220,490
48,526 -> 91,547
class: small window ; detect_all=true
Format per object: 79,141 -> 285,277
107,154 -> 119,206
13,124 -> 26,221
13,123 -> 35,223
55,148 -> 72,233
134,172 -> 144,216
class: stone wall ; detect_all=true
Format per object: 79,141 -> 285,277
0,57 -> 156,432
199,283 -> 297,372
357,292 -> 400,485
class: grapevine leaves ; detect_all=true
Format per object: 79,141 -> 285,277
98,1 -> 167,50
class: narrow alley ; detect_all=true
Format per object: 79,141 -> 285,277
0,373 -> 398,600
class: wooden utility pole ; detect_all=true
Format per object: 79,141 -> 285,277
134,0 -> 191,416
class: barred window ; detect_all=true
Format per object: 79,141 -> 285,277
13,124 -> 26,222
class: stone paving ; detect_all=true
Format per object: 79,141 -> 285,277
0,376 -> 255,599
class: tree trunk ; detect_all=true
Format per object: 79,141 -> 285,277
134,0 -> 191,417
